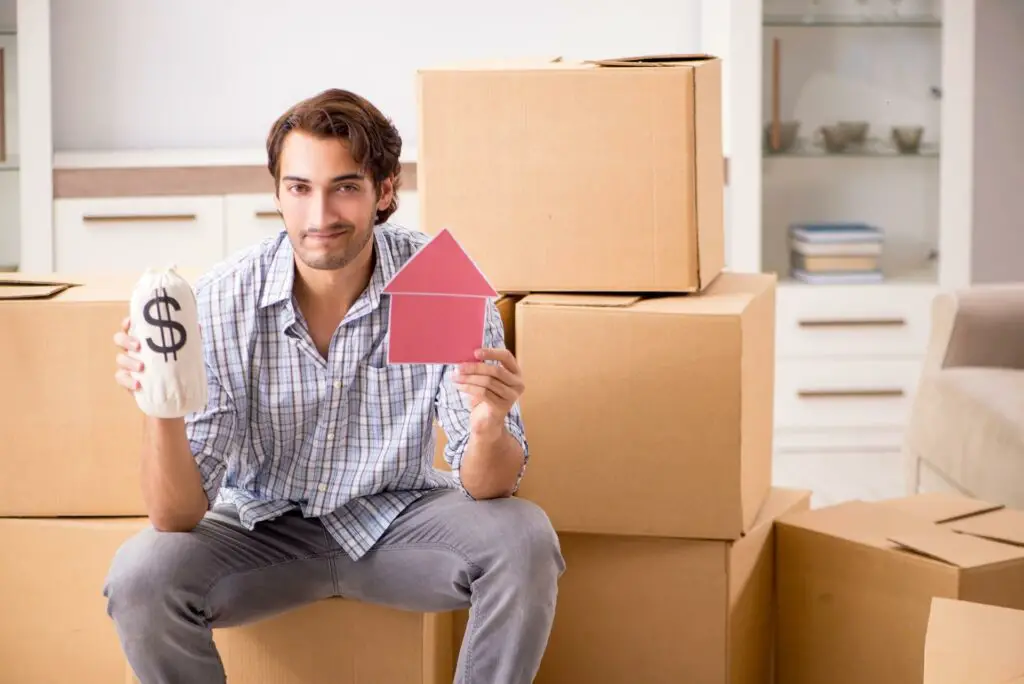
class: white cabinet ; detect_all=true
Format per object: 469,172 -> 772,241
54,195 -> 225,272
223,193 -> 283,257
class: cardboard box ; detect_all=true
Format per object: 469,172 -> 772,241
0,517 -> 149,683
531,488 -> 810,683
513,272 -> 776,539
776,492 -> 1024,684
0,275 -> 145,516
923,598 -> 1024,683
432,294 -> 520,472
127,600 -> 454,684
418,54 -> 724,293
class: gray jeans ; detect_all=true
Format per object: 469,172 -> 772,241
103,489 -> 565,684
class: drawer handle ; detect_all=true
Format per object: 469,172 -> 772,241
798,388 -> 906,399
254,210 -> 281,219
83,213 -> 198,223
798,318 -> 907,328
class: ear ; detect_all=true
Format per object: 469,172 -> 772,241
376,176 -> 395,211
273,190 -> 282,213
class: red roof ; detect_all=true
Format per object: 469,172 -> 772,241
383,229 -> 497,297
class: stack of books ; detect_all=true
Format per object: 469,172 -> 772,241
788,222 -> 884,284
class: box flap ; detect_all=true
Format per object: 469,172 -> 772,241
924,598 -> 1024,683
519,293 -> 641,308
585,54 -> 717,67
947,508 -> 1024,547
875,492 -> 1004,524
0,280 -> 77,300
888,530 -> 1024,568
777,500 -> 939,549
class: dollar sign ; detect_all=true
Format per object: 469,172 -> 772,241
143,287 -> 188,361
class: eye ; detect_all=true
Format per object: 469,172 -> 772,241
338,184 -> 360,193
288,184 -> 310,195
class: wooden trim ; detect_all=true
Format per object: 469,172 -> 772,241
83,213 -> 197,223
797,388 -> 906,399
798,317 -> 907,328
254,210 -> 280,219
53,161 -> 418,198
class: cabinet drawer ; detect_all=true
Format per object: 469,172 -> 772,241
773,451 -> 906,507
777,286 -> 937,358
775,358 -> 923,430
224,193 -> 283,256
54,196 -> 225,273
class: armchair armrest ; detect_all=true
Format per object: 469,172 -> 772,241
924,284 -> 1024,373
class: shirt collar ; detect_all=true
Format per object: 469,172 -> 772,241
258,226 -> 400,314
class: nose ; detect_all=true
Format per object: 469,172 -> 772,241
307,191 -> 333,231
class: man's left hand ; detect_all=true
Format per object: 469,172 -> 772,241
454,348 -> 525,437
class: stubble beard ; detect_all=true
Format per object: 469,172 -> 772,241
295,219 -> 376,271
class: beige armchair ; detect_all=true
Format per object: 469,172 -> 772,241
904,284 -> 1024,507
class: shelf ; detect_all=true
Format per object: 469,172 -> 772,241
763,14 -> 941,28
52,146 -> 419,170
778,262 -> 938,288
0,155 -> 18,171
764,138 -> 939,159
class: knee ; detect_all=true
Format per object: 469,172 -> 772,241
103,527 -> 203,622
497,499 -> 565,587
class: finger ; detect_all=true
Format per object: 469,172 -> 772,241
475,348 -> 521,375
114,369 -> 141,392
456,375 -> 517,402
457,361 -> 520,389
121,316 -> 131,333
456,381 -> 511,406
113,331 -> 141,352
116,352 -> 144,373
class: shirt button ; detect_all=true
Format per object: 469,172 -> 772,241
317,483 -> 327,493
326,432 -> 335,441
333,381 -> 341,389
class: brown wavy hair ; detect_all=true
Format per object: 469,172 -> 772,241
266,88 -> 403,224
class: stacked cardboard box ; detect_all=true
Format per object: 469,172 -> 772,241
419,54 -> 805,682
776,491 -> 1024,683
0,275 -> 454,683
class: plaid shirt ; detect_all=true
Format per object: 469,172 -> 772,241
186,225 -> 528,560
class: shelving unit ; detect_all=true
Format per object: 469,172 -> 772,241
710,0 -> 974,505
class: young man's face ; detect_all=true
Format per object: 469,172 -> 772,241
274,130 -> 394,271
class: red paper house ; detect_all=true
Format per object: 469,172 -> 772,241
383,229 -> 498,364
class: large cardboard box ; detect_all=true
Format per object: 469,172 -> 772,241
513,272 -> 776,540
126,600 -> 454,684
923,598 -> 1024,683
531,487 -> 810,683
777,492 -> 1024,684
0,517 -> 149,684
0,275 -> 144,516
418,54 -> 725,293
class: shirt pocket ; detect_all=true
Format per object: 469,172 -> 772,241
350,362 -> 433,431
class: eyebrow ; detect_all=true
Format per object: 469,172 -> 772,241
282,173 -> 365,184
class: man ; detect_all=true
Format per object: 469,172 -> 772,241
105,88 -> 564,684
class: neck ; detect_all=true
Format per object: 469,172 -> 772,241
293,243 -> 376,320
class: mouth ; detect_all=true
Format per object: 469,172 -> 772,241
305,230 -> 348,242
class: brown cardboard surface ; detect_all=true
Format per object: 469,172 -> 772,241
155,600 -> 451,684
923,598 -> 1024,683
777,493 -> 1024,684
0,274 -> 146,516
0,517 -> 149,684
534,487 -> 810,684
417,54 -> 724,293
513,272 -> 776,540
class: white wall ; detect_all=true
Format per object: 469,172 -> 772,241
971,0 -> 1024,283
50,0 -> 702,154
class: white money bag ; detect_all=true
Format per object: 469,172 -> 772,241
128,266 -> 208,418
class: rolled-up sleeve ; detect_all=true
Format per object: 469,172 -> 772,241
435,298 -> 530,497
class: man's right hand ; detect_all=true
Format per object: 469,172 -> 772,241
113,316 -> 143,393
